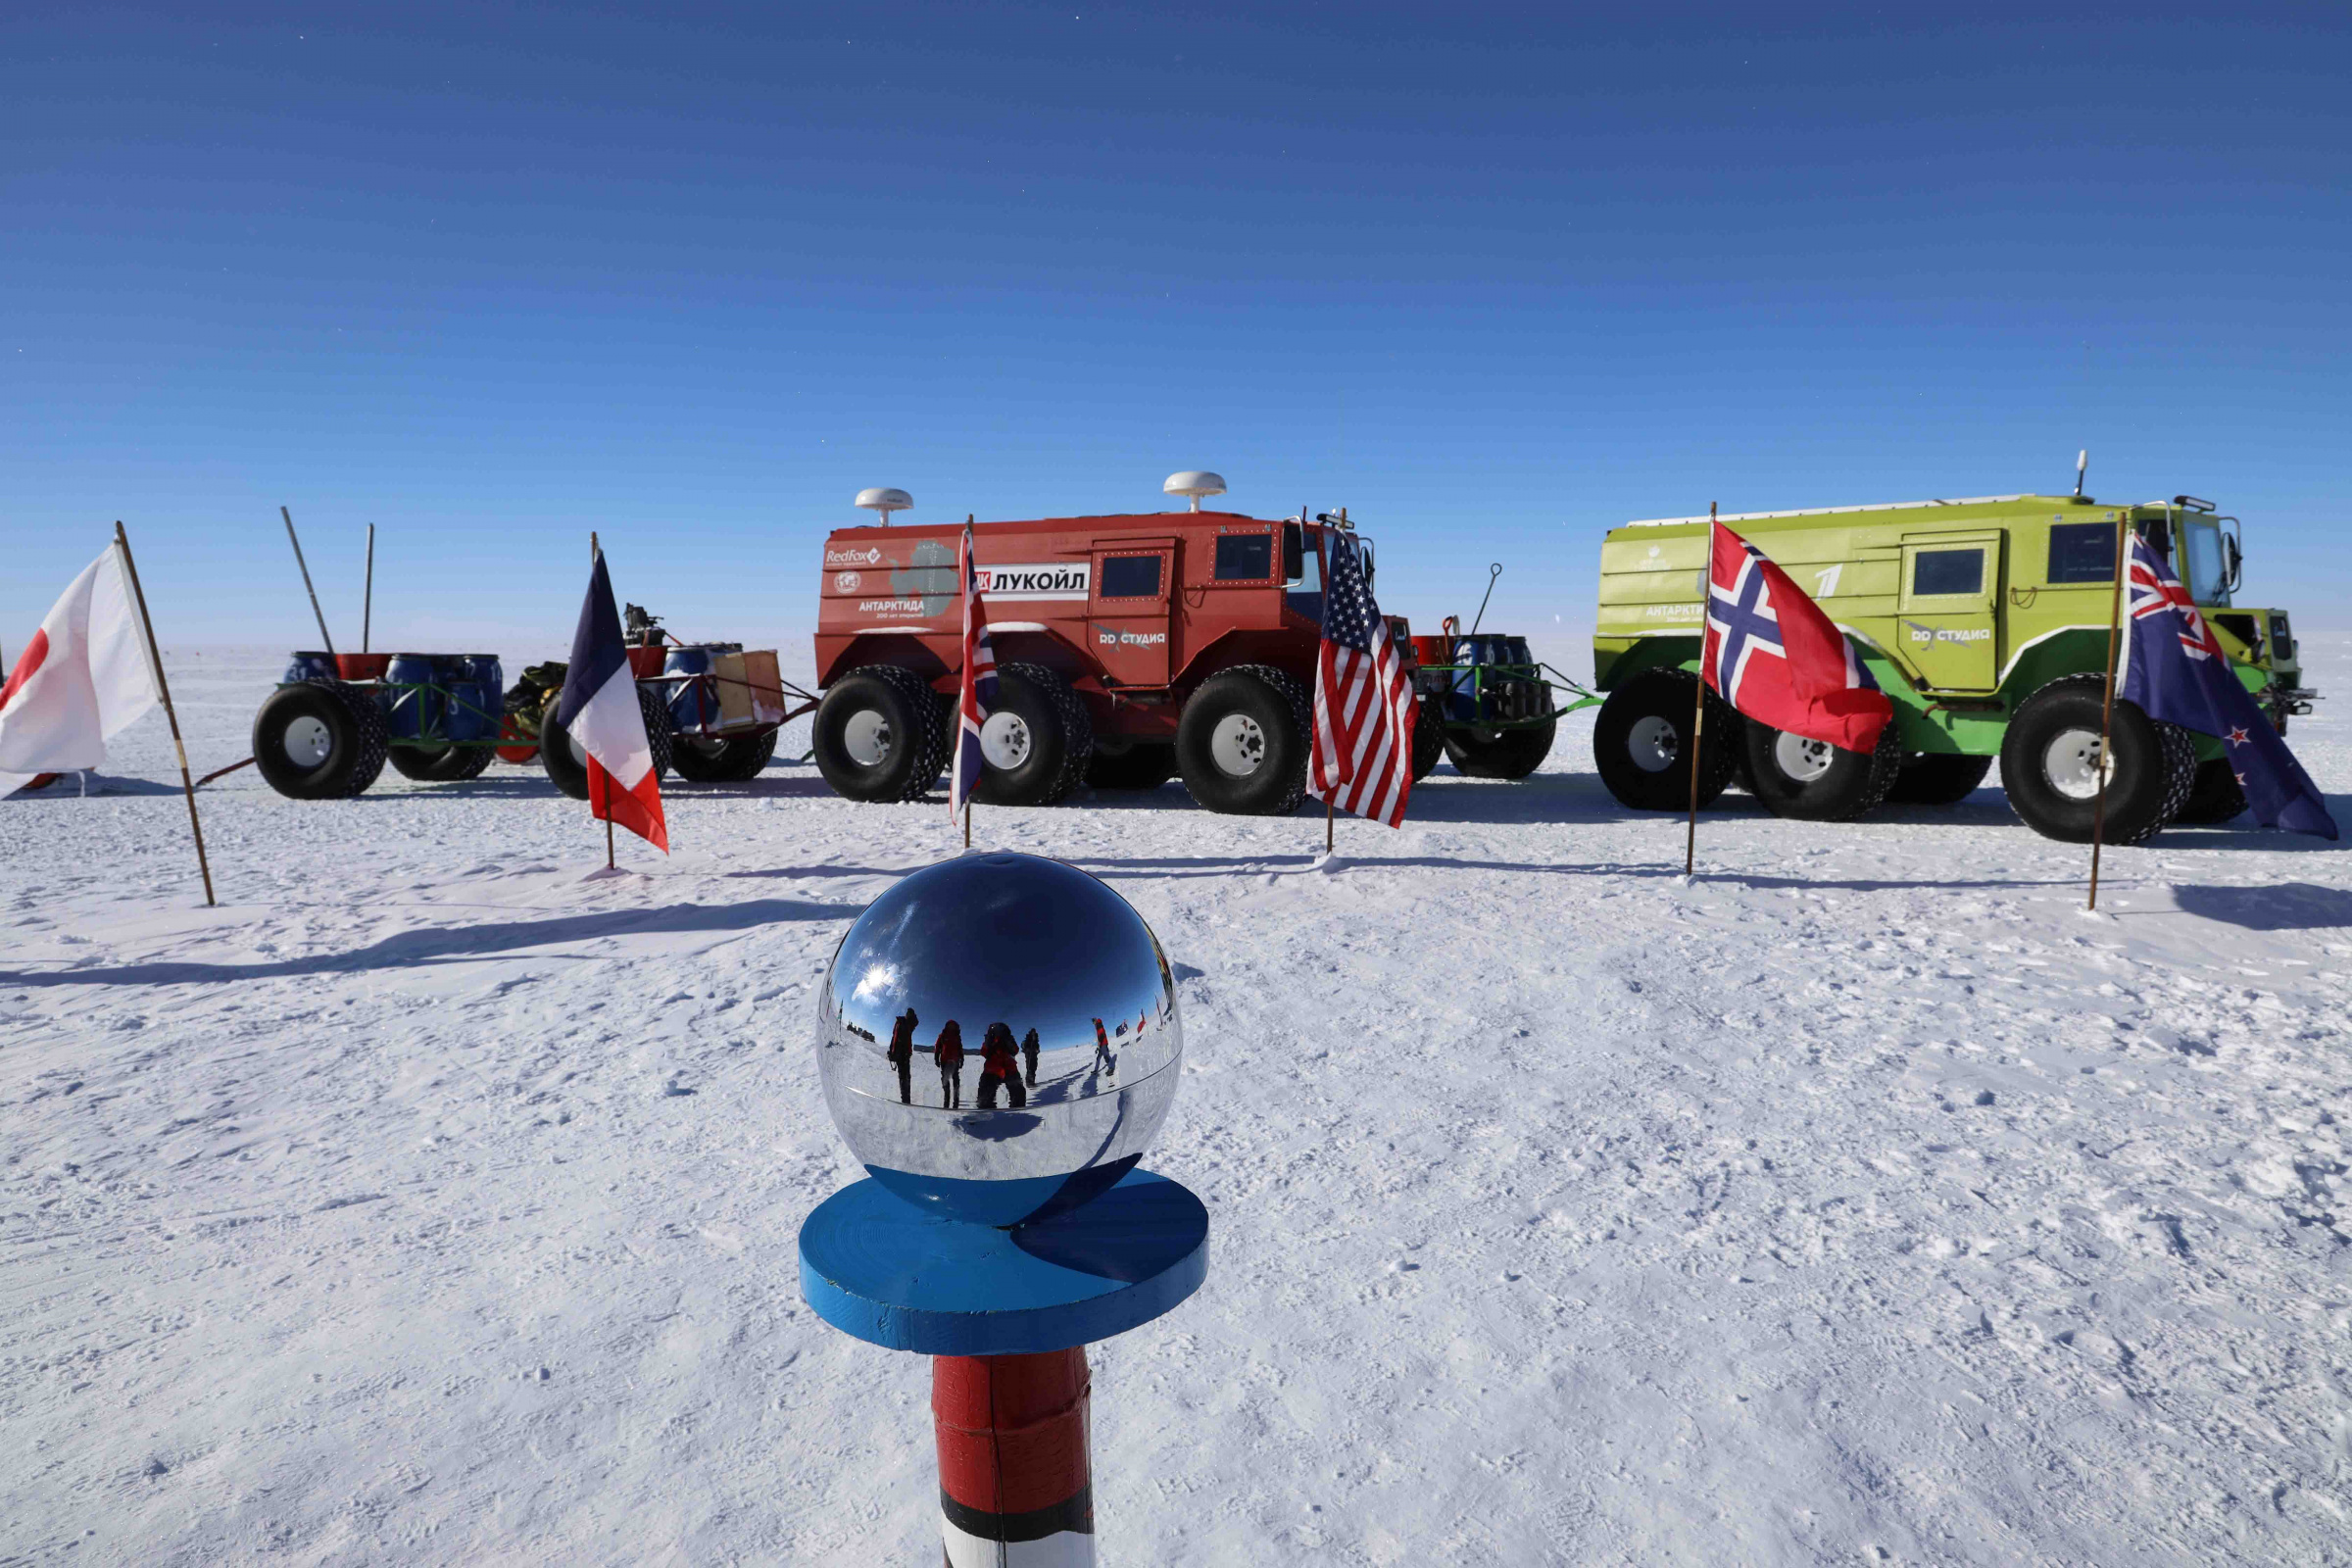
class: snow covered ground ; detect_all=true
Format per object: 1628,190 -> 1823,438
5,639 -> 2351,1566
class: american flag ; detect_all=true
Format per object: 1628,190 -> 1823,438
949,519 -> 998,816
1310,531 -> 1415,827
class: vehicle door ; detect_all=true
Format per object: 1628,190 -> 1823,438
1088,538 -> 1176,687
1896,532 -> 2001,691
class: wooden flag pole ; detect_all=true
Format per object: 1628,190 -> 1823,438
362,523 -> 375,654
1683,503 -> 1716,876
962,514 -> 977,851
1315,516 -> 1337,857
2086,508 -> 2130,911
114,522 -> 216,907
280,506 -> 336,658
593,531 -> 613,871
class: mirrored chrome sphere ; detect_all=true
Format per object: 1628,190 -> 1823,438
816,853 -> 1182,1227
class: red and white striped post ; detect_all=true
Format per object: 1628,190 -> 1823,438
933,1348 -> 1096,1566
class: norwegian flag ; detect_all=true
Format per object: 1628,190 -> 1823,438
1703,522 -> 1892,755
1310,531 -> 1415,827
2120,534 -> 2335,839
949,519 -> 999,816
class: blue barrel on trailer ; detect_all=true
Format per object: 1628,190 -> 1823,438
284,651 -> 336,685
384,654 -> 442,740
663,645 -> 721,735
440,655 -> 505,742
1445,635 -> 1538,723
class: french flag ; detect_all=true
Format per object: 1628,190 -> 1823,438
557,551 -> 668,853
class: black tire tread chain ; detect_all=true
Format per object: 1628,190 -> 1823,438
308,678 -> 388,798
1219,662 -> 1312,816
999,661 -> 1095,805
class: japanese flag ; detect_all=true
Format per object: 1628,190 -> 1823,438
0,545 -> 160,794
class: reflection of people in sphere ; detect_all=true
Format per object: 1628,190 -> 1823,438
1092,1017 -> 1116,1079
978,1022 -> 1027,1109
1021,1027 -> 1040,1088
886,1007 -> 918,1105
933,1020 -> 965,1107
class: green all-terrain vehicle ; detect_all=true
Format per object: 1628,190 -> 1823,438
1589,489 -> 2318,843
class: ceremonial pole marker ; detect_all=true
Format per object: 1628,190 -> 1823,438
796,852 -> 1208,1562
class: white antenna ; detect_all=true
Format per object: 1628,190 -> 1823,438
855,487 -> 913,526
1162,470 -> 1227,513
2074,450 -> 2087,499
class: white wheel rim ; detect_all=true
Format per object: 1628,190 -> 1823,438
2043,727 -> 2111,801
1210,712 -> 1266,776
843,709 -> 893,767
284,714 -> 333,768
980,710 -> 1033,771
1626,714 -> 1679,773
1772,731 -> 1835,784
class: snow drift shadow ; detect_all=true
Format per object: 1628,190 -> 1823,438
2168,883 -> 2352,931
0,897 -> 856,987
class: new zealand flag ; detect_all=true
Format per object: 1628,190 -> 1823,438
2120,536 -> 2336,839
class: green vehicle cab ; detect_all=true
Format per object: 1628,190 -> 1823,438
1590,491 -> 2317,844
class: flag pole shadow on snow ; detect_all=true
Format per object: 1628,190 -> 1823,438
0,897 -> 857,987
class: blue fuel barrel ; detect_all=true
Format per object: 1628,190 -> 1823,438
284,651 -> 335,685
1446,636 -> 1538,723
662,646 -> 720,735
384,654 -> 441,741
439,655 -> 505,743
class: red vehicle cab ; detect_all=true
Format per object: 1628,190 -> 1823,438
811,508 -> 1394,814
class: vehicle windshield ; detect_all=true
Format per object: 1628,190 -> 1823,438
2181,519 -> 2230,607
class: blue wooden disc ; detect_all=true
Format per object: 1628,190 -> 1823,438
798,1167 -> 1208,1355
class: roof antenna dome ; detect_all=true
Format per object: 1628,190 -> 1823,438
856,487 -> 913,525
1162,470 -> 1227,513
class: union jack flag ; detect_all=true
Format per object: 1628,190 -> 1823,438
1310,531 -> 1415,827
2127,548 -> 2221,662
949,519 -> 998,817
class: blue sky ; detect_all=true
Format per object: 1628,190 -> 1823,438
5,3 -> 2347,655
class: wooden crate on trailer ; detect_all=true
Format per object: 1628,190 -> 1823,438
718,649 -> 787,727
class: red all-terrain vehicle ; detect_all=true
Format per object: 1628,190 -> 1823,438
810,496 -> 1445,813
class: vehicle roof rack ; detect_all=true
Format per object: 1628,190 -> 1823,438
1622,494 -> 2033,527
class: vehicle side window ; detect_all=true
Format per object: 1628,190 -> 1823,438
2046,522 -> 2115,584
1214,534 -> 1273,581
1912,548 -> 1984,597
1100,555 -> 1163,599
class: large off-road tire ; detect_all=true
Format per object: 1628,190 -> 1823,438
387,744 -> 494,783
972,662 -> 1094,807
718,727 -> 779,782
2174,756 -> 2249,825
670,729 -> 777,784
1742,719 -> 1902,822
1176,663 -> 1311,816
1998,675 -> 2193,845
252,680 -> 388,800
1409,696 -> 1446,781
811,665 -> 948,804
1086,740 -> 1178,791
1442,720 -> 1556,780
1591,668 -> 1738,811
540,685 -> 675,803
1887,753 -> 1994,806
